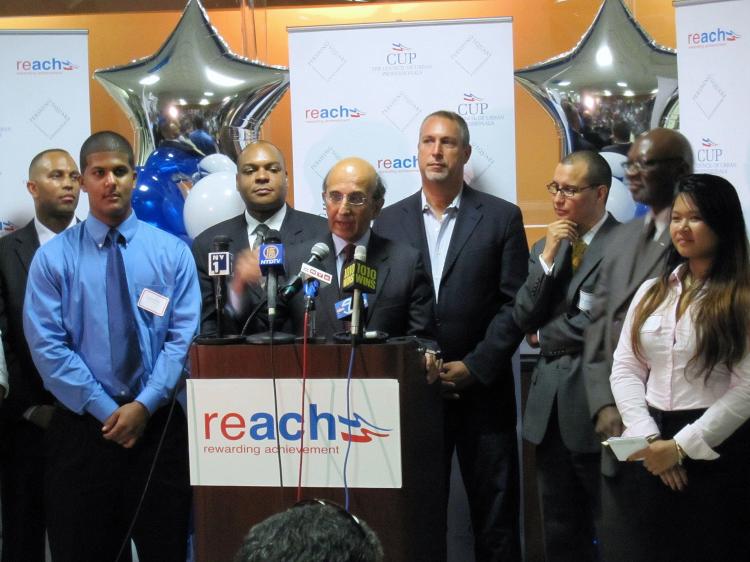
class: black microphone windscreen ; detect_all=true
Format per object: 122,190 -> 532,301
211,235 -> 231,251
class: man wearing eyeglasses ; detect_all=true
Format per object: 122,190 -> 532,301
582,128 -> 693,561
191,140 -> 328,336
278,157 -> 434,340
514,151 -> 619,562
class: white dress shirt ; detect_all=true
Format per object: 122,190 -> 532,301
34,215 -> 77,246
421,188 -> 461,301
610,264 -> 750,460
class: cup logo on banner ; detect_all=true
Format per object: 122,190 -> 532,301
187,379 -> 402,488
457,92 -> 505,128
686,28 -> 741,49
371,43 -> 431,76
696,137 -> 736,175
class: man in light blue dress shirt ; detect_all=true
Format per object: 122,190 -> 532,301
23,131 -> 200,562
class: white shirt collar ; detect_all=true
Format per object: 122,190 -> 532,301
332,230 -> 371,257
581,212 -> 608,245
244,204 -> 287,237
34,215 -> 77,246
646,207 -> 671,240
420,187 -> 463,217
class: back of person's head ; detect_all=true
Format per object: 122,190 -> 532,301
611,120 -> 631,143
79,131 -> 134,172
235,501 -> 384,562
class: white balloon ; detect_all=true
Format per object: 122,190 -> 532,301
606,177 -> 636,223
183,171 -> 245,239
599,151 -> 627,181
198,153 -> 237,177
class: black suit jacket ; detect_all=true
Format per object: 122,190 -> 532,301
0,220 -> 54,423
373,185 -> 529,427
191,207 -> 328,335
279,232 -> 435,341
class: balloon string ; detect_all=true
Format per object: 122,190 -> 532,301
239,0 -> 248,58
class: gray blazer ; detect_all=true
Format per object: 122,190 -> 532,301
582,216 -> 670,472
515,213 -> 620,453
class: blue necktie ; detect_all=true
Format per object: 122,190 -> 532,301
106,229 -> 142,393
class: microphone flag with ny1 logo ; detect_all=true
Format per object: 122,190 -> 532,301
208,251 -> 232,276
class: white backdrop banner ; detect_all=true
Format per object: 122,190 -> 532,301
675,0 -> 750,223
288,18 -> 516,213
0,30 -> 91,235
187,378 -> 402,488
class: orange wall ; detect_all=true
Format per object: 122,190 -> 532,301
0,0 -> 676,243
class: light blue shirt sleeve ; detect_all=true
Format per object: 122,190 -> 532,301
23,237 -> 120,421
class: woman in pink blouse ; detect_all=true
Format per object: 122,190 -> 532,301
609,173 -> 750,561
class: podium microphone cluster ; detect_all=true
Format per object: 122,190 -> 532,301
341,245 -> 377,338
207,235 -> 232,338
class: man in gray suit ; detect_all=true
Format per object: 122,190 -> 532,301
582,128 -> 693,561
514,151 -> 619,561
192,141 -> 328,335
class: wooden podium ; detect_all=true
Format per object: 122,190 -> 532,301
189,341 -> 446,562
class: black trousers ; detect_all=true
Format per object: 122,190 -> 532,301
601,408 -> 750,562
444,399 -> 521,562
44,404 -> 191,562
535,409 -> 601,562
0,421 -> 47,562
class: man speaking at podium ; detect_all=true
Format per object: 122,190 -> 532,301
277,157 -> 434,341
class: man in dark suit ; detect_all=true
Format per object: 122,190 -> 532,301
514,151 -> 619,561
373,110 -> 528,561
582,128 -> 693,562
192,140 -> 327,335
279,157 -> 434,341
0,148 -> 80,562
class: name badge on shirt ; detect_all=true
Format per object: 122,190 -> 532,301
641,315 -> 661,332
138,288 -> 169,317
578,290 -> 595,313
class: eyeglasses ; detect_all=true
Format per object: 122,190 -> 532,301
293,498 -> 366,538
622,158 -> 683,173
323,191 -> 369,207
546,182 -> 597,198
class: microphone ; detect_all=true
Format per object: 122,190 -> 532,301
208,235 -> 232,338
341,245 -> 377,338
258,230 -> 285,328
278,242 -> 331,303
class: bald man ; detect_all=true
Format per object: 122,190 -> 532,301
582,128 -> 693,561
191,141 -> 328,336
274,157 -> 434,340
0,148 -> 80,562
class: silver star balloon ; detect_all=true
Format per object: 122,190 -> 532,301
94,0 -> 289,166
515,0 -> 678,156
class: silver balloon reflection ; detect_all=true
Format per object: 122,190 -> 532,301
515,0 -> 678,156
94,0 -> 289,166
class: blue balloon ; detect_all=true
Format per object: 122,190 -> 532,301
132,141 -> 202,244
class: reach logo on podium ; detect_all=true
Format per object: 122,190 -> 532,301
187,378 -> 402,488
